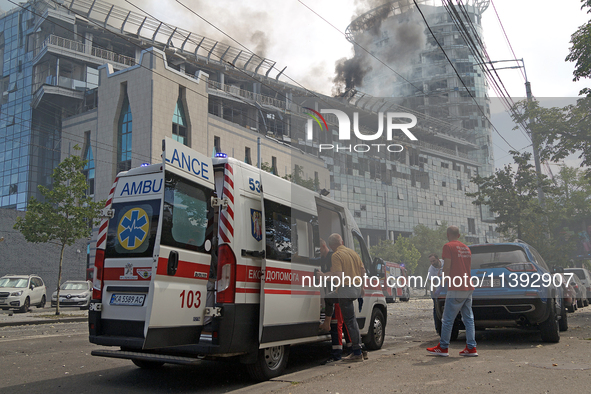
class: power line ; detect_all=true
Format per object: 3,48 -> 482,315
490,0 -> 526,82
412,0 -> 518,152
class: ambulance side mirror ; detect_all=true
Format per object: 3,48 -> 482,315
374,258 -> 385,278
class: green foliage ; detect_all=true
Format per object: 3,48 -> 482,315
13,146 -> 104,314
511,99 -> 591,178
467,151 -> 553,240
369,236 -> 420,274
409,222 -> 466,278
566,0 -> 591,92
467,151 -> 591,266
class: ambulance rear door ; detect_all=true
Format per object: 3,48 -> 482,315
259,174 -> 321,347
143,138 -> 215,349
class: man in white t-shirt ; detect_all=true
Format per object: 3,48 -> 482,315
426,253 -> 443,331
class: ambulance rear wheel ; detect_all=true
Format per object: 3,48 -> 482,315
131,359 -> 165,369
246,345 -> 289,382
363,308 -> 385,350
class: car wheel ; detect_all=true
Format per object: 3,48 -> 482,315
568,303 -> 576,313
435,316 -> 442,335
577,298 -> 584,308
540,298 -> 560,343
363,308 -> 385,350
37,295 -> 46,309
559,304 -> 568,332
131,359 -> 165,369
19,297 -> 30,313
585,299 -> 589,307
246,345 -> 289,382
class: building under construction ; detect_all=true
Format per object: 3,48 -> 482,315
0,0 -> 497,261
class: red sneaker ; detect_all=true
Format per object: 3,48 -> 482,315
459,346 -> 478,357
426,343 -> 449,357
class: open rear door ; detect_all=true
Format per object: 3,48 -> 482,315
259,173 -> 321,346
143,138 -> 215,349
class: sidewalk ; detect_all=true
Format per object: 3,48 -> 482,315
0,307 -> 88,327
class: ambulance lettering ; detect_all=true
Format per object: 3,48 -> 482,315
120,179 -> 163,196
166,148 -> 210,180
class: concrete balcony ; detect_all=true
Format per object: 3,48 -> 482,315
33,34 -> 135,69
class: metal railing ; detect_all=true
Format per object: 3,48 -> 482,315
36,35 -> 135,67
207,80 -> 286,110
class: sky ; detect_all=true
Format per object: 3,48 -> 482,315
1,0 -> 589,171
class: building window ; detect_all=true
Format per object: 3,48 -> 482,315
442,181 -> 446,187
468,218 -> 476,234
117,87 -> 132,173
245,147 -> 252,165
82,132 -> 95,196
214,136 -> 221,155
272,157 -> 278,175
172,89 -> 188,146
457,179 -> 462,190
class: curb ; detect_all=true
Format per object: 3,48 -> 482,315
0,317 -> 87,328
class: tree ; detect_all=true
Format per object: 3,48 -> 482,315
467,151 -> 591,266
14,147 -> 104,315
467,151 -> 553,240
409,222 -> 456,278
511,98 -> 591,178
369,236 -> 420,274
566,0 -> 591,95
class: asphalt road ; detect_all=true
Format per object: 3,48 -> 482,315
3,298 -> 590,393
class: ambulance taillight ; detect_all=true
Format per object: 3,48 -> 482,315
92,249 -> 105,300
216,244 -> 236,303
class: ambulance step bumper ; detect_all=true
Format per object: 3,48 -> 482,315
91,350 -> 202,365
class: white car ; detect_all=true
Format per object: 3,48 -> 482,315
0,275 -> 47,313
565,268 -> 591,303
51,280 -> 92,309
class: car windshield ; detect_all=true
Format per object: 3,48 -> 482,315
469,245 -> 529,270
61,283 -> 89,290
0,278 -> 29,288
566,269 -> 586,280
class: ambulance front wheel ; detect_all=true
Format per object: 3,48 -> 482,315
246,345 -> 289,382
363,308 -> 385,350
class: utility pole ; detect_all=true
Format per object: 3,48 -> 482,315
524,76 -> 545,207
479,58 -> 545,207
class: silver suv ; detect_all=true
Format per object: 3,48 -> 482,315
0,275 -> 47,313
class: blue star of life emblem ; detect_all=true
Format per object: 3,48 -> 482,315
118,208 -> 149,250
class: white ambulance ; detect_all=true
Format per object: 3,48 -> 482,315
89,138 -> 387,381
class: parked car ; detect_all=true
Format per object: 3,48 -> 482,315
0,275 -> 47,313
564,268 -> 591,303
568,274 -> 588,309
559,273 -> 577,313
51,280 -> 93,309
434,241 -> 564,342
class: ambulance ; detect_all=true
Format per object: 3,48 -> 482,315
381,261 -> 410,303
89,138 -> 387,381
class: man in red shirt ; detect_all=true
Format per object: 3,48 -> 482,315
427,226 -> 478,357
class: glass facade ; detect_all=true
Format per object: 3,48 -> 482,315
82,133 -> 94,196
172,95 -> 187,146
0,7 -> 37,210
117,91 -> 132,173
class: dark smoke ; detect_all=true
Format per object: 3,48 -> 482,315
333,0 -> 428,96
251,30 -> 268,58
332,56 -> 372,96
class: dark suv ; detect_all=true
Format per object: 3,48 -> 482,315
435,241 -> 564,343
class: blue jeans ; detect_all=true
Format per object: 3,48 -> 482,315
440,290 -> 476,349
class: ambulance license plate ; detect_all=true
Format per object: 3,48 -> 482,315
110,294 -> 145,306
